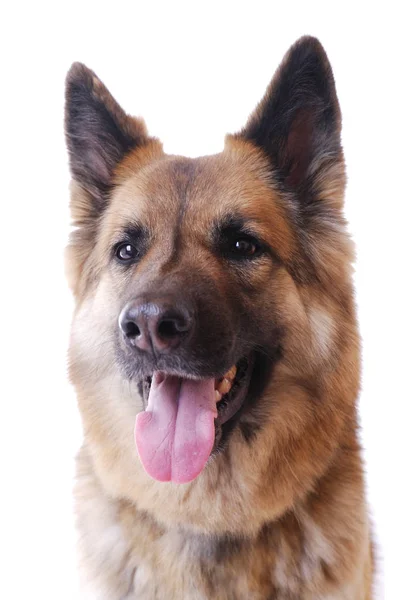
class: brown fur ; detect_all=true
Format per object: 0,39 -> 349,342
65,37 -> 373,598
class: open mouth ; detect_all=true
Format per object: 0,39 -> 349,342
135,355 -> 254,485
214,356 -> 253,427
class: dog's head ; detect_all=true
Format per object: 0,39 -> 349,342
66,37 -> 359,533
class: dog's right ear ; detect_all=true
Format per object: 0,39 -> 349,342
65,63 -> 149,217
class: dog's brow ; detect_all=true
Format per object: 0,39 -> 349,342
214,214 -> 264,237
115,223 -> 147,242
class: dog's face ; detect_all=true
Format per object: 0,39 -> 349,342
106,153 -> 284,384
66,37 -> 359,532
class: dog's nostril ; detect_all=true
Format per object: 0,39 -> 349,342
158,319 -> 185,339
125,321 -> 141,338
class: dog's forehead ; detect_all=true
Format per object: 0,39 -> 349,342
110,151 -> 285,231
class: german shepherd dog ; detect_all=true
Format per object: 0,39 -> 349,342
65,37 -> 373,599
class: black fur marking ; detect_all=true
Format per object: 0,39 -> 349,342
184,530 -> 245,564
209,534 -> 244,564
239,420 -> 261,444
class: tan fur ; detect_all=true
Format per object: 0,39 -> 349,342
66,38 -> 373,599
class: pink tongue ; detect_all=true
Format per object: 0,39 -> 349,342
135,373 -> 217,484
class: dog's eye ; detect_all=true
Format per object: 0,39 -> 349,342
222,233 -> 263,260
115,243 -> 138,262
232,238 -> 259,257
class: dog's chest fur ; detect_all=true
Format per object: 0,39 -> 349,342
77,450 -> 368,600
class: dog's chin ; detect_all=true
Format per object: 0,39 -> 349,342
135,350 -> 273,452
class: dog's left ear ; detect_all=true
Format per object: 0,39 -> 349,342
233,36 -> 344,208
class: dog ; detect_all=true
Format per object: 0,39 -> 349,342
65,36 -> 373,599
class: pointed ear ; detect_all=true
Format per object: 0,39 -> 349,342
65,63 -> 149,208
233,37 -> 344,208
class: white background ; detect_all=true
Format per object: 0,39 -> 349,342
1,2 -> 399,598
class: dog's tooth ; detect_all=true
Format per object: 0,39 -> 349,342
215,366 -> 236,402
215,376 -> 233,397
218,377 -> 232,396
224,365 -> 237,382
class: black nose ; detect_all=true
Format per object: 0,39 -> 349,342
119,298 -> 194,353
